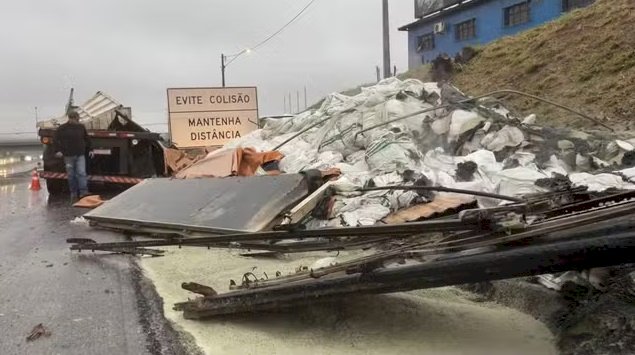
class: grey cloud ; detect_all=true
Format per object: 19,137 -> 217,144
0,0 -> 414,134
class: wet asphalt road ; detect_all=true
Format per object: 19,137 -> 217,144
0,178 -> 186,355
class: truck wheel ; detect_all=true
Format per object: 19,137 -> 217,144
45,179 -> 67,195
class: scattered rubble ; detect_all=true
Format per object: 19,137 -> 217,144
69,78 -> 635,321
26,323 -> 51,342
69,216 -> 90,227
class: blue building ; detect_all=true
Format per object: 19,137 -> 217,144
399,0 -> 595,69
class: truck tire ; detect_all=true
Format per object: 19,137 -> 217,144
45,179 -> 67,195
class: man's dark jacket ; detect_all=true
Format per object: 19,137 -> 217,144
53,122 -> 91,157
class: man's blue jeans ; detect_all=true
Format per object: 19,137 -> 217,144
64,155 -> 88,197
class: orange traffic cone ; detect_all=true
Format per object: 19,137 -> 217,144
29,169 -> 41,191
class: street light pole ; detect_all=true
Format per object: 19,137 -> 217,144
221,50 -> 250,87
221,54 -> 226,87
382,0 -> 391,79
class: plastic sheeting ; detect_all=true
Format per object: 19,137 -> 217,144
217,78 -> 635,226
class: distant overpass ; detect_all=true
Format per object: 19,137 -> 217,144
0,139 -> 40,148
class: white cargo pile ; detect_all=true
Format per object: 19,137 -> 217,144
222,78 -> 635,227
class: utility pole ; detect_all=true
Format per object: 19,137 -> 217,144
284,95 -> 287,113
376,66 -> 381,82
288,93 -> 292,113
304,86 -> 307,109
382,0 -> 391,79
296,91 -> 300,113
221,54 -> 226,87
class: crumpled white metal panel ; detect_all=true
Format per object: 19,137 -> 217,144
37,91 -> 124,129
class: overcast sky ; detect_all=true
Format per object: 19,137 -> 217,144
0,0 -> 415,137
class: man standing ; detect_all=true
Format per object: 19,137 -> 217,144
53,111 -> 91,200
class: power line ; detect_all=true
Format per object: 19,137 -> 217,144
225,0 -> 318,67
251,0 -> 317,51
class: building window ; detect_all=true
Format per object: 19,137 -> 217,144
504,1 -> 530,27
417,33 -> 435,52
455,19 -> 476,41
563,0 -> 594,12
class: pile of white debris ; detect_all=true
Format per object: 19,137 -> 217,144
220,77 -> 635,227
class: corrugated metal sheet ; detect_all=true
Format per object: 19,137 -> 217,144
37,91 -> 128,130
77,91 -> 121,121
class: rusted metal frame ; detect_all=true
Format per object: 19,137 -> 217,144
526,198 -> 635,226
65,238 -> 167,256
93,236 -> 392,255
272,108 -> 356,151
176,232 -> 635,318
74,196 -> 635,256
222,201 -> 635,289
234,231 -> 495,290
87,221 -> 192,238
69,217 -> 484,252
240,227 -> 519,290
354,185 -> 525,203
104,247 -> 165,256
85,213 -> 481,241
68,232 -> 428,256
404,201 -> 635,257
233,236 -> 392,253
232,232 -> 457,289
233,247 -> 411,290
541,189 -> 635,219
522,186 -> 589,202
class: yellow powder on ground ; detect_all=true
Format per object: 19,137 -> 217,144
141,247 -> 556,355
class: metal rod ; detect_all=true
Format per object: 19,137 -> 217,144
69,218 -> 481,252
241,201 -> 635,289
89,201 -> 473,237
382,0 -> 391,79
272,115 -> 333,151
178,232 -> 635,318
355,185 -> 525,203
273,88 -> 612,151
355,89 -> 613,140
221,54 -> 226,87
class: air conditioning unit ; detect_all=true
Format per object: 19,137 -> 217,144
433,22 -> 446,34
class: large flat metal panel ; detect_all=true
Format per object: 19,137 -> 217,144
84,175 -> 309,233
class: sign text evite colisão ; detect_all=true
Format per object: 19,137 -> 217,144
167,87 -> 258,148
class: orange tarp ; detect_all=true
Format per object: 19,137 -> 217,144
175,147 -> 284,179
